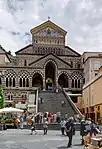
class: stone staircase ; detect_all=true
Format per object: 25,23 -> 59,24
38,90 -> 78,117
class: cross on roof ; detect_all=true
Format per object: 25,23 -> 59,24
48,16 -> 50,20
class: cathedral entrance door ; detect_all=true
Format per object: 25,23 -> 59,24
45,61 -> 56,90
46,78 -> 52,90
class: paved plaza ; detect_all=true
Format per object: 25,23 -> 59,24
0,129 -> 83,149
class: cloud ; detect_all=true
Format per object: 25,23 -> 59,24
0,0 -> 102,54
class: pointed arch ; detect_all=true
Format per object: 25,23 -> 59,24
58,73 -> 68,88
32,73 -> 43,89
45,60 -> 56,90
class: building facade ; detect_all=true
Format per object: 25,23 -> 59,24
82,52 -> 102,85
0,20 -> 83,108
83,66 -> 102,123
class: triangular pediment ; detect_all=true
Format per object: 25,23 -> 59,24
65,46 -> 81,56
29,53 -> 72,69
30,20 -> 67,37
15,44 -> 33,54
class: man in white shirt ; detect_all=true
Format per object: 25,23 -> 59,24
60,118 -> 66,135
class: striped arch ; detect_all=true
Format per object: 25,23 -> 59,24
32,70 -> 43,89
44,59 -> 58,70
58,71 -> 69,88
31,70 -> 44,78
4,69 -> 16,77
58,71 -> 69,79
18,70 -> 30,78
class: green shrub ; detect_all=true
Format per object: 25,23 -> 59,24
5,119 -> 13,123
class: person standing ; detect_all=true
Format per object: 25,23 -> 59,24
65,117 -> 74,148
80,119 -> 87,145
43,118 -> 48,135
20,115 -> 24,129
60,118 -> 66,135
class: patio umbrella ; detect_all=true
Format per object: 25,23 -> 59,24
0,107 -> 24,113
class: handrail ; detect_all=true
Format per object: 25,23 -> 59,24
62,89 -> 83,118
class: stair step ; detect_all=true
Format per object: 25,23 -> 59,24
38,91 -> 77,116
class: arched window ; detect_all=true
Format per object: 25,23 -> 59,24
72,79 -> 74,88
75,79 -> 77,88
23,78 -> 25,87
19,78 -> 22,87
0,78 -> 1,85
24,60 -> 27,66
71,61 -> 73,67
9,78 -> 12,87
13,78 -> 15,87
26,78 -> 29,87
78,79 -> 80,88
6,78 -> 8,87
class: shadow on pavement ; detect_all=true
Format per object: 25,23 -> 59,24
57,146 -> 67,149
73,144 -> 83,146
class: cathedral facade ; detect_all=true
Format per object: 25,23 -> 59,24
0,20 -> 83,106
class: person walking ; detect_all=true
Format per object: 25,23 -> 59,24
30,121 -> 37,135
65,117 -> 75,148
89,120 -> 97,137
60,118 -> 66,135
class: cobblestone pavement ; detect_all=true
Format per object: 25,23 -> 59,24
0,129 -> 83,149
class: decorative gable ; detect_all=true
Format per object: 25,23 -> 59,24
31,20 -> 67,37
29,53 -> 72,69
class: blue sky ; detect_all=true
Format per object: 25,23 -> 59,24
0,0 -> 102,54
